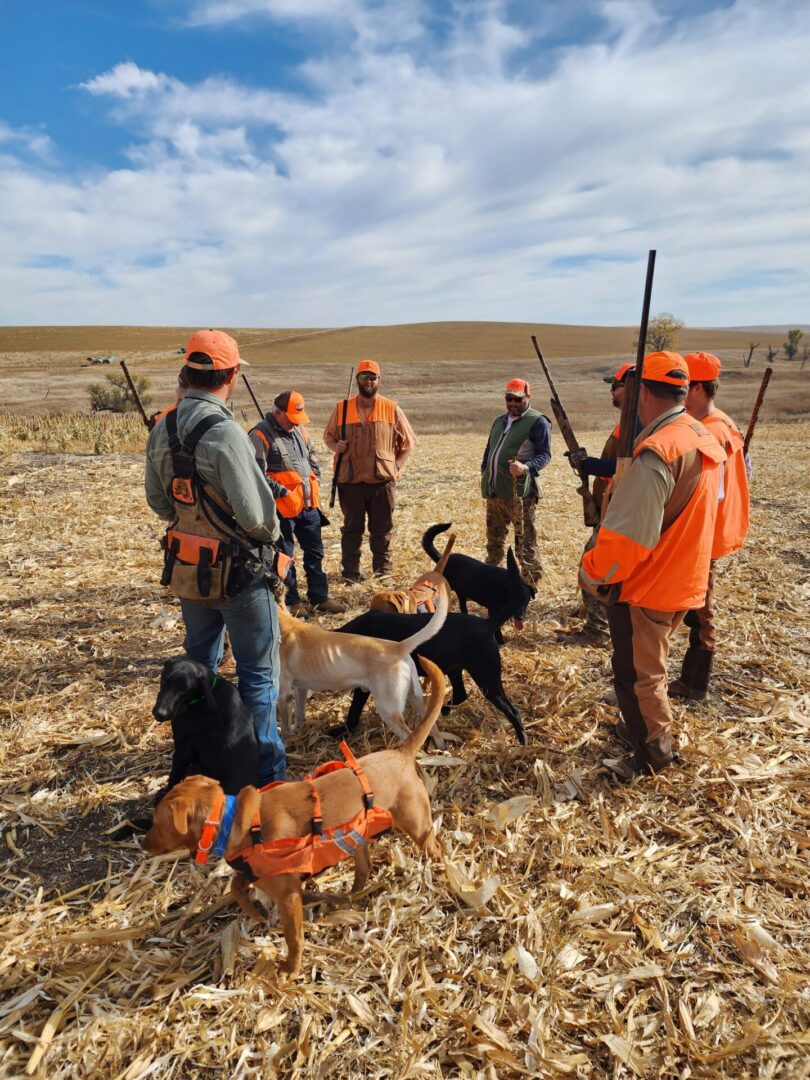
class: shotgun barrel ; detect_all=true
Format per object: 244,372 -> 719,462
743,366 -> 773,456
614,249 -> 656,486
242,373 -> 265,419
329,367 -> 355,508
119,360 -> 153,429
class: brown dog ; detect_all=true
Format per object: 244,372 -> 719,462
143,657 -> 447,975
369,532 -> 456,615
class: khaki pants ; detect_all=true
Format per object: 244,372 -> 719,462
607,602 -> 685,770
678,562 -> 716,692
485,495 -> 542,581
581,524 -> 609,634
338,481 -> 396,576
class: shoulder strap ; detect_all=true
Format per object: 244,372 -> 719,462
339,741 -> 375,809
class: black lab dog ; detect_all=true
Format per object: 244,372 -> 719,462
335,611 -> 526,744
153,657 -> 259,796
423,525 -> 536,641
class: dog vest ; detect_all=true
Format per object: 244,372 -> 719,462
206,743 -> 393,882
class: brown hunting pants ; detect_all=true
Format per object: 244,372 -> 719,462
338,481 -> 396,576
678,561 -> 716,692
485,494 -> 542,582
607,602 -> 686,771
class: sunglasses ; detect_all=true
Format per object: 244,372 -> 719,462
357,373 -> 379,381
505,394 -> 525,403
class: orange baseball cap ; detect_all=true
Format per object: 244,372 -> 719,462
184,329 -> 247,370
274,390 -> 310,425
684,352 -> 722,381
603,363 -> 634,384
642,351 -> 688,388
357,359 -> 380,376
505,378 -> 530,396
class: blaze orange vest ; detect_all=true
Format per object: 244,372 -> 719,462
702,409 -> 750,558
226,743 -> 393,882
333,395 -> 399,484
253,425 -> 320,518
619,415 -> 726,609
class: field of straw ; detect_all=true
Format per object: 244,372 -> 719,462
1,361 -> 809,1077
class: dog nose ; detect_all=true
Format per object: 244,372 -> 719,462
152,705 -> 169,721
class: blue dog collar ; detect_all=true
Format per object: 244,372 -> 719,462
213,795 -> 238,857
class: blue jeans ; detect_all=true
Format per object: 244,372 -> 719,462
180,579 -> 285,783
278,507 -> 329,604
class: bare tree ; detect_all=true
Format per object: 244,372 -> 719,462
744,343 -> 759,368
766,345 -> 780,364
801,346 -> 809,370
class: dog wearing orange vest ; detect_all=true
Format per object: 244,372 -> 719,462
143,657 -> 447,976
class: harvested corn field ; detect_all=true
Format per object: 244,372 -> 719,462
1,415 -> 809,1078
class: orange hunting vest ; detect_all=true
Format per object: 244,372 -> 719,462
252,424 -> 320,518
702,409 -> 750,559
620,416 -> 726,610
333,395 -> 399,484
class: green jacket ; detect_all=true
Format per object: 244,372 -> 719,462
480,408 -> 543,500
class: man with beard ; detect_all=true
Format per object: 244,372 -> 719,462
480,378 -> 551,584
323,359 -> 416,582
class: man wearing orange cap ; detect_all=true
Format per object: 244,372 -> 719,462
323,359 -> 416,581
146,329 -> 287,784
250,391 -> 345,616
480,378 -> 551,583
669,352 -> 750,701
580,352 -> 726,773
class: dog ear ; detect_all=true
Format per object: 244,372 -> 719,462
170,798 -> 191,836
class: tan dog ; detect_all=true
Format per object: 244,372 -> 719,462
143,657 -> 447,975
369,532 -> 456,615
278,580 -> 448,746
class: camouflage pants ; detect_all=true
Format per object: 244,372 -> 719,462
485,495 -> 542,581
581,525 -> 609,633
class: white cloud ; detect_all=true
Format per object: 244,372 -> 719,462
1,0 -> 810,325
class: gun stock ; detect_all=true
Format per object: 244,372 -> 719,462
743,366 -> 772,456
532,335 -> 599,527
119,360 -> 152,429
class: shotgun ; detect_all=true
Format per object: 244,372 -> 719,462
743,366 -> 773,455
329,367 -> 355,508
531,336 -> 599,527
242,373 -> 265,419
119,360 -> 153,429
614,249 -> 656,486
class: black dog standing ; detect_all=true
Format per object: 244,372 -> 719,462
153,657 -> 259,796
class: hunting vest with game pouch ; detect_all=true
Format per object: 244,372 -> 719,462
160,410 -> 270,603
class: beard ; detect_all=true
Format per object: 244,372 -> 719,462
358,382 -> 379,399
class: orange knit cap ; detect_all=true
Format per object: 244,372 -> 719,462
642,351 -> 688,388
684,352 -> 722,381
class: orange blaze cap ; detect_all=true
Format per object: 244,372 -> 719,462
642,351 -> 688,388
357,359 -> 381,376
603,362 -> 635,384
184,329 -> 247,370
505,378 -> 530,396
275,390 -> 310,425
684,352 -> 722,381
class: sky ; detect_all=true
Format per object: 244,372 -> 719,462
1,0 -> 808,328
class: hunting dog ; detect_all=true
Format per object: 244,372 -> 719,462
336,609 -> 527,744
153,657 -> 259,796
369,532 -> 456,615
277,582 -> 448,746
423,524 -> 536,641
143,657 -> 447,976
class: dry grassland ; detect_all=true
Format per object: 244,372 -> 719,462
0,366 -> 808,1078
1,322 -> 805,432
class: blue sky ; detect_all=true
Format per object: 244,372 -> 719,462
1,0 -> 808,327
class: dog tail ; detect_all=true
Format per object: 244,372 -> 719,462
399,656 -> 446,757
434,532 -> 456,575
421,523 -> 451,563
398,582 -> 448,654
